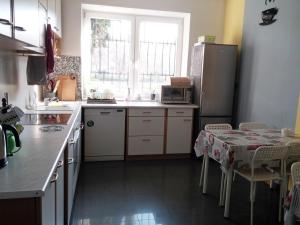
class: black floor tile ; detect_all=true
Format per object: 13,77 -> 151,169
71,159 -> 282,225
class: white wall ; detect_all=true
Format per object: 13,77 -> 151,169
61,0 -> 225,74
237,0 -> 300,128
0,51 -> 36,110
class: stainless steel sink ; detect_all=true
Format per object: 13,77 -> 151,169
20,113 -> 72,125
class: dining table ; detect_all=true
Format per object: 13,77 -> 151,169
194,128 -> 300,218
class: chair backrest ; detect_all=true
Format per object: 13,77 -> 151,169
291,162 -> 300,185
253,146 -> 288,161
251,146 -> 288,176
239,122 -> 268,130
204,123 -> 232,131
287,142 -> 300,158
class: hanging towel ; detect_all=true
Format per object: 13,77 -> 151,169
26,56 -> 47,85
46,24 -> 54,74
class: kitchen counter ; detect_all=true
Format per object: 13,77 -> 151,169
0,101 -> 197,199
81,101 -> 198,109
0,102 -> 81,199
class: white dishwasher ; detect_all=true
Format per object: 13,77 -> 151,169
84,108 -> 125,161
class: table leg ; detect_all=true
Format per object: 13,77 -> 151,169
224,166 -> 233,218
203,154 -> 209,194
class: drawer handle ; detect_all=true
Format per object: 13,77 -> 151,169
68,158 -> 74,164
57,160 -> 64,168
184,119 -> 192,122
50,173 -> 59,183
14,26 -> 26,31
142,119 -> 152,122
0,18 -> 12,25
142,139 -> 151,142
142,112 -> 151,114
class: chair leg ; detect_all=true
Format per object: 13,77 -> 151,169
250,182 -> 255,225
199,155 -> 205,187
253,183 -> 257,203
203,154 -> 209,194
278,181 -> 283,222
219,171 -> 225,206
222,172 -> 227,206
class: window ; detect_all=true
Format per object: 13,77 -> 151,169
82,9 -> 188,100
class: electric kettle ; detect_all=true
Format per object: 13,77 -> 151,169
0,124 -> 21,169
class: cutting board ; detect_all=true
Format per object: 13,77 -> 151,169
56,75 -> 77,101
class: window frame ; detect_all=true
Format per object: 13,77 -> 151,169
82,10 -> 185,100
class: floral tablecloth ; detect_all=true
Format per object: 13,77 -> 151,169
194,129 -> 298,169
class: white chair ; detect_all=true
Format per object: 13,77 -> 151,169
285,162 -> 300,225
234,146 -> 288,225
200,123 -> 232,206
291,162 -> 300,186
205,123 -> 233,131
286,142 -> 300,189
239,122 -> 268,130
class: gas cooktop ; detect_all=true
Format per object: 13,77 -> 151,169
20,113 -> 72,125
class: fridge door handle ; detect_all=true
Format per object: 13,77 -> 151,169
199,91 -> 205,114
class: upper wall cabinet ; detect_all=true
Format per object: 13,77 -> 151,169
48,0 -> 62,37
0,0 -> 13,38
38,3 -> 47,48
14,0 -> 39,47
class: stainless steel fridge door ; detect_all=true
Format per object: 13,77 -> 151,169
200,44 -> 237,116
191,44 -> 205,106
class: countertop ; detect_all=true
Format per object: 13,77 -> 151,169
0,101 -> 197,199
0,103 -> 81,199
81,101 -> 198,109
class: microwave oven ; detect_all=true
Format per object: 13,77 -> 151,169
161,85 -> 192,104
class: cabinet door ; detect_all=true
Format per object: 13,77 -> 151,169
166,117 -> 193,154
54,0 -> 62,37
42,175 -> 56,225
38,3 -> 47,48
56,156 -> 64,225
14,0 -> 39,46
0,0 -> 13,37
67,139 -> 75,224
47,0 -> 56,29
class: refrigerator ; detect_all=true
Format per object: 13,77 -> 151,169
190,43 -> 238,137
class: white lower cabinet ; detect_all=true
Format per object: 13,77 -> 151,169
42,177 -> 55,225
166,116 -> 193,154
127,108 -> 165,156
128,136 -> 164,155
42,153 -> 64,225
127,107 -> 194,156
67,110 -> 82,224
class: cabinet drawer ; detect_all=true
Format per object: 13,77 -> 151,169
128,136 -> 164,155
168,108 -> 193,117
129,108 -> 165,117
128,117 -> 164,136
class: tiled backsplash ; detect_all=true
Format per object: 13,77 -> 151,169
48,55 -> 82,100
